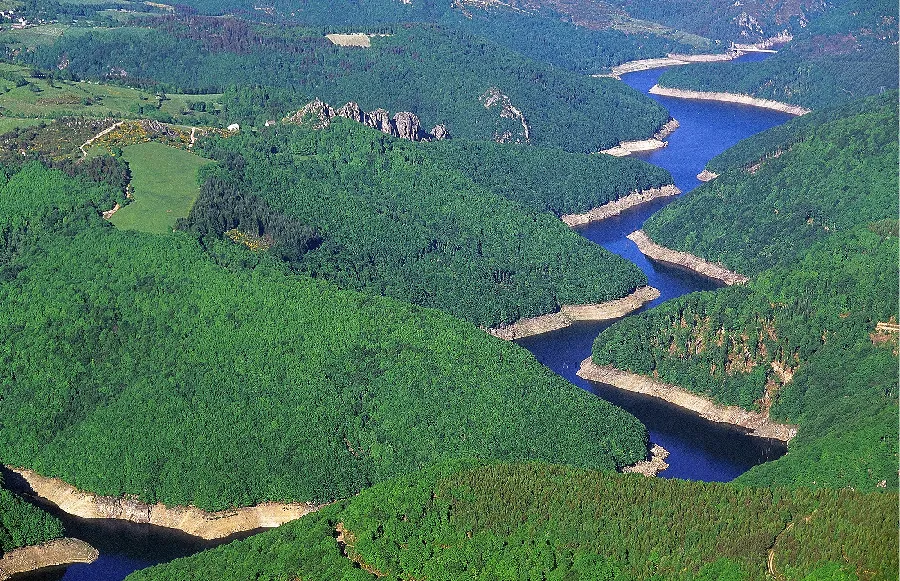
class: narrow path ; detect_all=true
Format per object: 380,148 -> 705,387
80,121 -> 125,158
767,509 -> 818,578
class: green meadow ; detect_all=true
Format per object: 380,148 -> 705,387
110,142 -> 211,233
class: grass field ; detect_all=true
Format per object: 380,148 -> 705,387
110,142 -> 211,233
0,63 -> 221,130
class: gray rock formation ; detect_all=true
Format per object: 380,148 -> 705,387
283,100 -> 449,142
392,111 -> 423,141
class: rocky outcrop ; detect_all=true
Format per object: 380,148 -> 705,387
697,169 -> 719,182
479,87 -> 531,144
621,444 -> 670,477
577,360 -> 798,442
283,100 -> 449,142
648,86 -> 811,116
627,230 -> 749,285
561,185 -> 680,227
0,538 -> 98,580
7,467 -> 321,541
488,286 -> 659,340
600,119 -> 679,156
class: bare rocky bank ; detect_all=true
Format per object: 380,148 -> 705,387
0,538 -> 98,580
621,444 -> 670,477
7,468 -> 321,541
561,185 -> 681,227
577,359 -> 797,442
600,119 -> 679,156
488,286 -> 660,340
627,230 -> 749,285
696,169 -> 719,182
648,86 -> 811,116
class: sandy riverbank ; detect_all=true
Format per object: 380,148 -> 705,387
488,286 -> 660,340
648,86 -> 810,115
0,538 -> 98,580
577,359 -> 797,442
607,52 -> 737,77
600,119 -> 679,156
627,230 -> 749,285
7,467 -> 321,541
561,185 -> 680,227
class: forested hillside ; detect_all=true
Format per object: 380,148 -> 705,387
184,121 -> 649,327
0,163 -> 649,511
20,20 -> 670,152
591,95 -> 899,492
0,471 -> 63,554
657,0 -> 898,109
129,461 -> 898,581
643,93 -> 897,275
424,139 -> 673,216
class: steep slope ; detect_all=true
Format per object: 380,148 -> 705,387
643,93 -> 897,276
656,0 -> 899,109
129,462 -> 898,581
0,164 -> 648,511
185,122 -> 651,327
590,96 -> 898,491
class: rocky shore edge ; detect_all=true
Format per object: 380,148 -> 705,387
621,444 -> 670,477
577,359 -> 797,442
648,86 -> 811,116
627,230 -> 749,286
600,119 -> 679,156
0,538 -> 98,580
6,467 -> 321,541
488,286 -> 660,341
561,185 -> 681,227
696,169 -> 719,182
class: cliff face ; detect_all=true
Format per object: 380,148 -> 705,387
479,87 -> 531,144
7,468 -> 321,541
283,99 -> 449,142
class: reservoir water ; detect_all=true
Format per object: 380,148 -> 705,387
519,61 -> 795,482
14,56 -> 793,580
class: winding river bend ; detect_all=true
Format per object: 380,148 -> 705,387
15,55 -> 793,581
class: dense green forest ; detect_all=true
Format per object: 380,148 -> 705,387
184,121 -> 649,327
19,21 -> 670,152
129,461 -> 898,581
423,139 -> 673,217
657,0 -> 898,109
0,163 -> 650,511
643,94 -> 898,276
0,470 -> 63,554
591,95 -> 899,492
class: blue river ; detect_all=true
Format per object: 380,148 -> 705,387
15,55 -> 794,581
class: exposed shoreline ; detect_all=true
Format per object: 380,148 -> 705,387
696,169 -> 718,182
488,286 -> 660,341
600,118 -> 679,156
627,230 -> 749,286
576,359 -> 797,442
606,53 -> 736,77
7,467 -> 321,541
0,538 -> 98,580
621,443 -> 670,477
648,85 -> 811,116
561,185 -> 681,227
